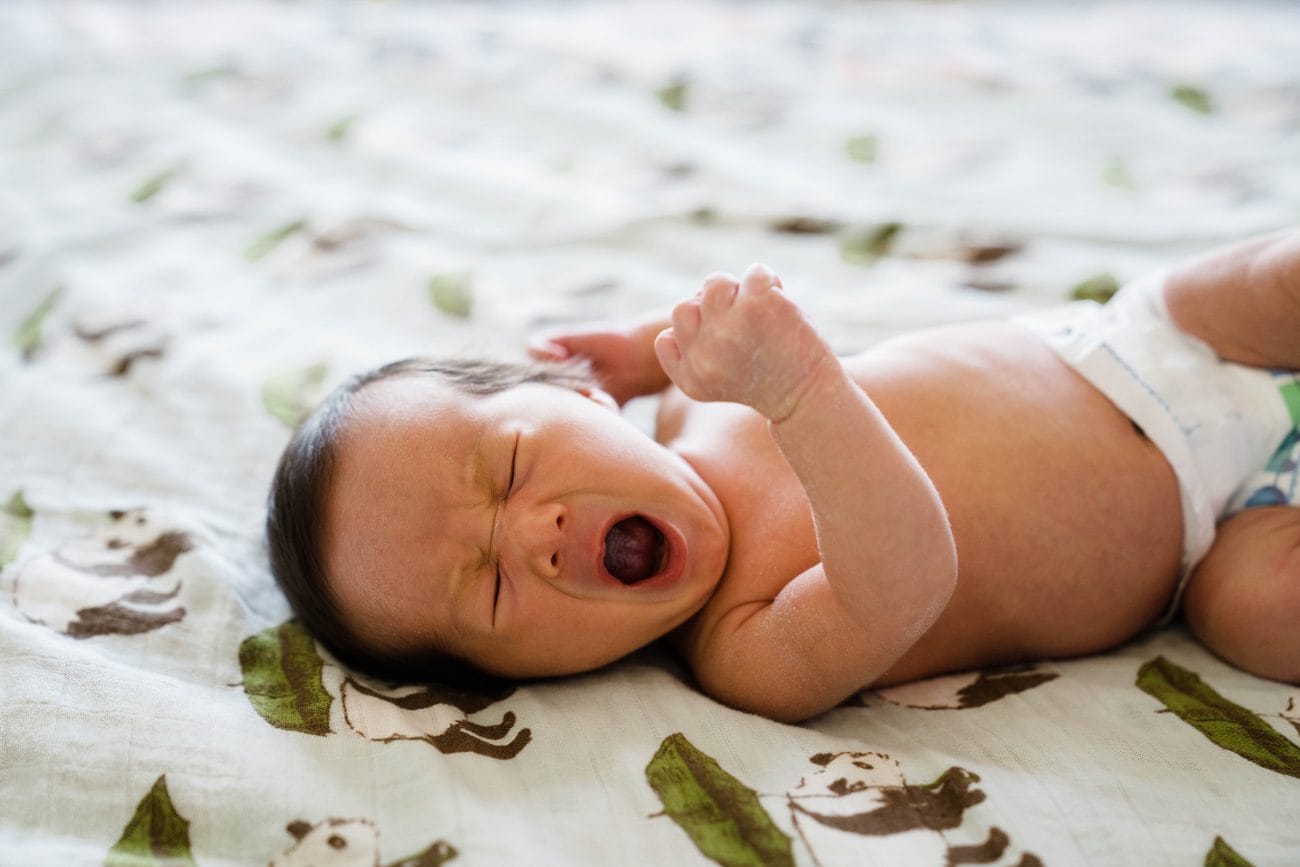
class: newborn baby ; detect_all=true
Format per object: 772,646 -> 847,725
267,229 -> 1300,722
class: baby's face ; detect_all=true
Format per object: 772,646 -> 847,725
322,374 -> 730,679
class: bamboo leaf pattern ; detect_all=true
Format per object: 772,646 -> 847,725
13,284 -> 63,359
240,620 -> 333,736
1137,656 -> 1300,778
245,218 -> 308,261
105,776 -> 197,867
839,222 -> 902,265
130,165 -> 185,203
1,491 -> 33,569
428,272 -> 475,319
645,732 -> 794,867
1070,273 -> 1120,304
1204,835 -> 1254,867
1170,84 -> 1215,114
261,362 -> 327,428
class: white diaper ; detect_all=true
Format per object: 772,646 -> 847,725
1014,271 -> 1299,619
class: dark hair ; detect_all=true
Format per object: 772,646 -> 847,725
265,355 -> 598,690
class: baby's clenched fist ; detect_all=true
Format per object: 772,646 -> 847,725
654,264 -> 836,422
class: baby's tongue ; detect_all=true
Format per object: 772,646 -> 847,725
604,516 -> 662,585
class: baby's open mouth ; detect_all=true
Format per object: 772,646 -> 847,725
603,515 -> 667,585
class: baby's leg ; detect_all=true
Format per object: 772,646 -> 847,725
1164,228 -> 1300,369
1183,506 -> 1300,684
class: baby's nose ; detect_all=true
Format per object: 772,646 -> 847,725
510,501 -> 566,579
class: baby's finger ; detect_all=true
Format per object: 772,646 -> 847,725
740,263 -> 781,296
699,272 -> 739,316
670,297 -> 702,347
653,328 -> 683,377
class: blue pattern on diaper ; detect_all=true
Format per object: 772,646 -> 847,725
1230,371 -> 1300,512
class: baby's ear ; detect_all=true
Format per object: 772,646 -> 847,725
577,386 -> 618,412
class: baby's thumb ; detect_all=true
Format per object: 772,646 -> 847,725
653,328 -> 681,377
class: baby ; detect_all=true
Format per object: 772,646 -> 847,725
267,229 -> 1300,722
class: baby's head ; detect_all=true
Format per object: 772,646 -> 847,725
267,356 -> 729,689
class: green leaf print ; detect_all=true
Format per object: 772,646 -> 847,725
1136,656 -> 1300,778
1170,84 -> 1215,115
839,222 -> 902,265
326,113 -> 361,143
769,216 -> 844,235
1,491 -> 34,569
245,218 -> 308,261
1101,156 -> 1137,190
1205,836 -> 1254,867
261,362 -> 327,428
656,78 -> 689,112
12,284 -> 63,360
105,776 -> 197,867
240,620 -> 333,736
1070,272 -> 1119,304
845,134 -> 879,164
428,272 -> 475,319
645,732 -> 794,867
130,165 -> 184,204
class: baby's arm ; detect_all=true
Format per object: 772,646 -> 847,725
528,313 -> 671,406
656,265 -> 957,722
1164,227 -> 1300,369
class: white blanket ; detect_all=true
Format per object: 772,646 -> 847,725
3,2 -> 1299,864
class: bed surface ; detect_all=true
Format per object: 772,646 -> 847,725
3,2 -> 1300,864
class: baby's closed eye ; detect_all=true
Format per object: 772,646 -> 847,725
491,567 -> 503,626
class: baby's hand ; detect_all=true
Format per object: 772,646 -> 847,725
654,264 -> 835,422
527,316 -> 668,406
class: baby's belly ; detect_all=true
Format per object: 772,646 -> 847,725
852,323 -> 1184,683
